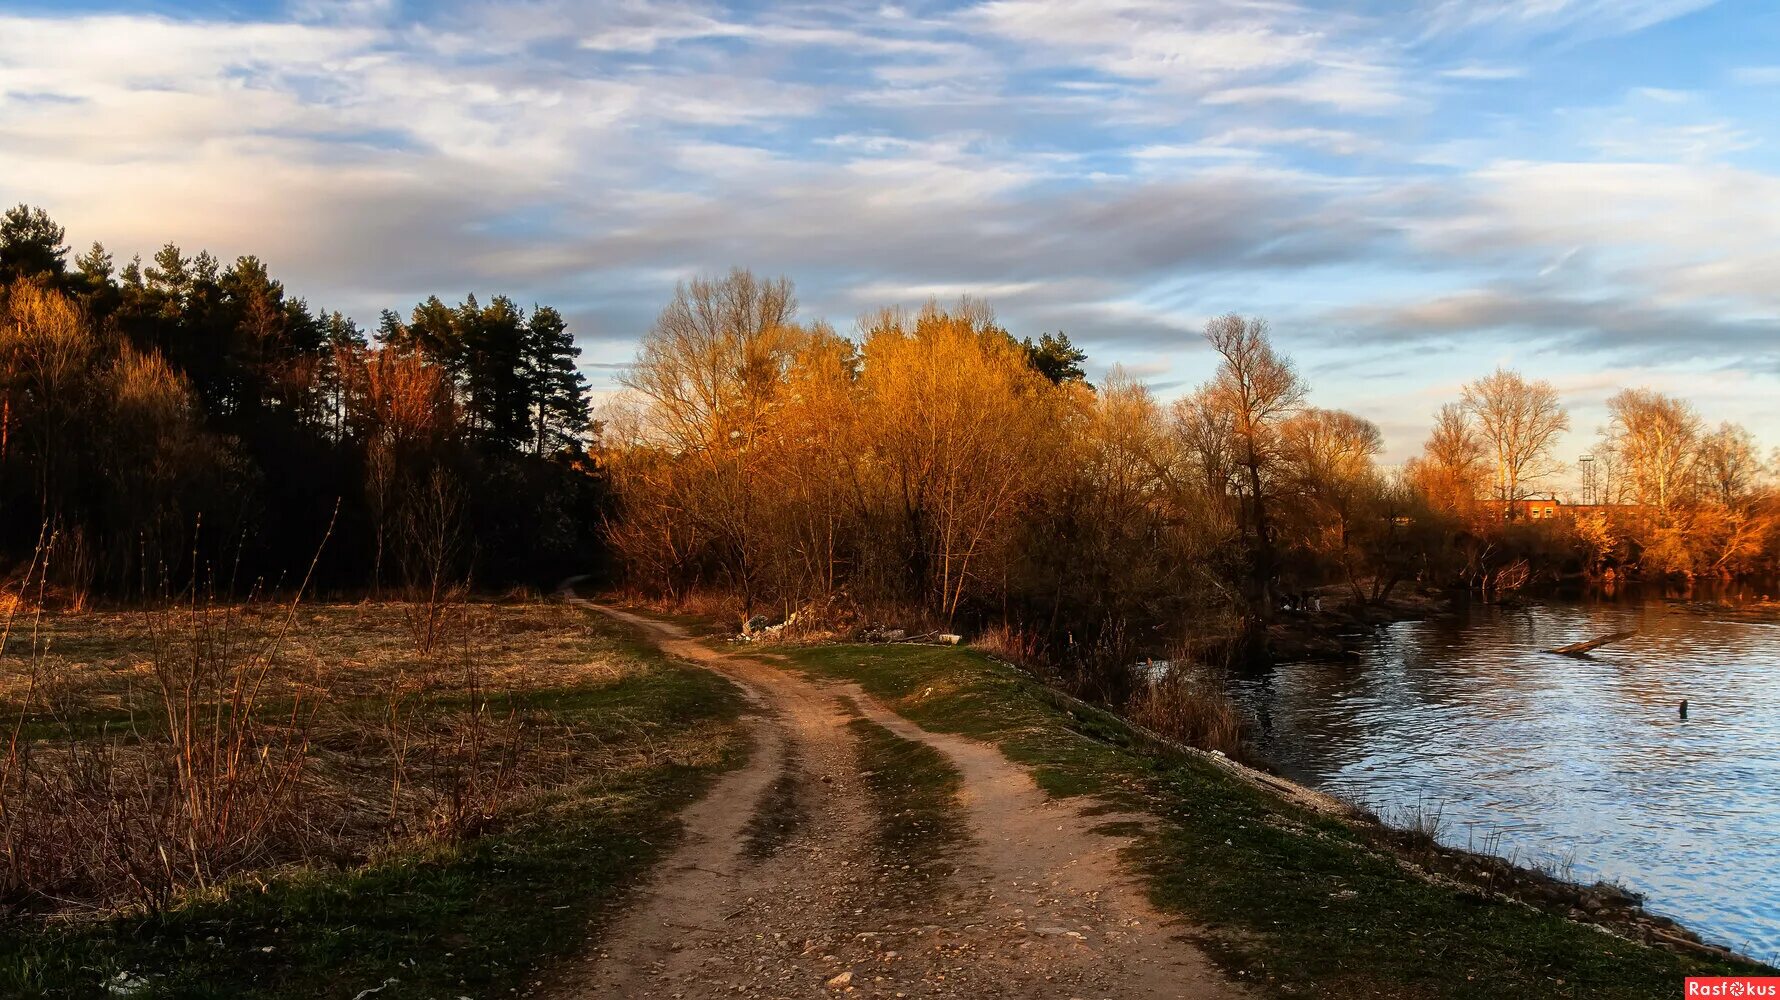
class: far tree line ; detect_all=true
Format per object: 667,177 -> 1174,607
4,204 -> 1774,674
1408,377 -> 1772,581
603,269 -> 1777,683
0,204 -> 603,597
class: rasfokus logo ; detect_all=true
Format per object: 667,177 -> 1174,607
1686,979 -> 1780,997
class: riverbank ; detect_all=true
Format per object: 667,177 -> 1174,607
1240,594 -> 1780,959
704,589 -> 1773,975
1266,588 -> 1455,661
774,635 -> 1771,997
1235,592 -> 1761,961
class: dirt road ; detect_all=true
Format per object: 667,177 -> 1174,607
553,602 -> 1241,999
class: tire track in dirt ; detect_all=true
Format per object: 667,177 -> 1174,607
552,598 -> 1242,999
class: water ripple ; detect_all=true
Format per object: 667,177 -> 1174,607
1233,600 -> 1780,961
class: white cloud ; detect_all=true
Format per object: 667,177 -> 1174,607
573,3 -> 966,59
1250,127 -> 1380,154
1206,63 -> 1409,113
971,0 -> 1320,76
1386,160 -> 1780,353
967,0 -> 1406,115
289,0 -> 399,25
1196,127 -> 1381,156
4,0 -> 1778,450
1585,120 -> 1757,161
1128,143 -> 1263,164
847,280 -> 1046,303
1421,0 -> 1722,39
1440,63 -> 1527,80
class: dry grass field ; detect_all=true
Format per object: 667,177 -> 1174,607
0,598 -> 745,999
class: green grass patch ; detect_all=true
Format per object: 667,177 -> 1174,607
782,643 -> 1769,1000
845,713 -> 968,869
0,617 -> 748,1000
742,761 -> 806,860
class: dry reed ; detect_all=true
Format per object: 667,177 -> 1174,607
1125,665 -> 1245,756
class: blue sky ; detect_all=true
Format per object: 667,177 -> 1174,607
4,0 -> 1778,465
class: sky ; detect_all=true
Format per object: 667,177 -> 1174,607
3,0 -> 1778,466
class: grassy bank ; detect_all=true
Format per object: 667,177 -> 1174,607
781,642 -> 1769,999
0,604 -> 747,999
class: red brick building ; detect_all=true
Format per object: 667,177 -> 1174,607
1484,497 -> 1638,521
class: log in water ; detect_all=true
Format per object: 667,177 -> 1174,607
1545,630 -> 1638,655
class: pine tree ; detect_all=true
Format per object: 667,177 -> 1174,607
0,204 -> 68,282
524,305 -> 589,454
75,242 -> 112,285
1021,331 -> 1089,385
73,242 -> 120,319
402,295 -> 463,370
460,295 -> 531,449
146,243 -> 190,299
318,311 -> 367,438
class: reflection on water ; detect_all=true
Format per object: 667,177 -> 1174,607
1232,599 -> 1780,960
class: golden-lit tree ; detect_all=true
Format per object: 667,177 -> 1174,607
1200,314 -> 1305,622
598,392 -> 708,601
1594,388 -> 1706,576
1406,403 -> 1488,519
618,269 -> 809,611
1696,422 -> 1764,508
1277,408 -> 1385,601
1012,366 -> 1249,687
1602,387 -> 1701,517
1460,368 -> 1568,516
596,276 -> 1778,660
101,344 -> 230,581
1169,386 -> 1241,504
756,324 -> 862,602
1,280 -> 95,513
856,301 -> 1064,621
623,269 -> 800,454
1569,509 -> 1623,577
339,345 -> 462,592
1675,420 -> 1773,576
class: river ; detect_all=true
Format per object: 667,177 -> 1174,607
1230,596 -> 1780,961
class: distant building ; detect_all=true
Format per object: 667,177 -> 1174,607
1483,497 -> 1639,521
1561,503 -> 1626,519
1492,497 -> 1564,521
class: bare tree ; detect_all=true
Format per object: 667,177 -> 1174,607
1277,408 -> 1385,602
340,345 -> 461,595
622,269 -> 800,454
1603,387 -> 1701,517
1694,420 -> 1761,509
398,467 -> 466,654
1460,368 -> 1568,518
618,269 -> 806,613
1168,386 -> 1241,503
1201,315 -> 1305,623
1406,403 -> 1488,517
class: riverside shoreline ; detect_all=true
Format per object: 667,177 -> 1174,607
1233,591 -> 1780,968
1196,725 -> 1750,965
762,634 -> 1772,997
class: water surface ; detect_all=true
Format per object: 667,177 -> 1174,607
1232,599 -> 1780,960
